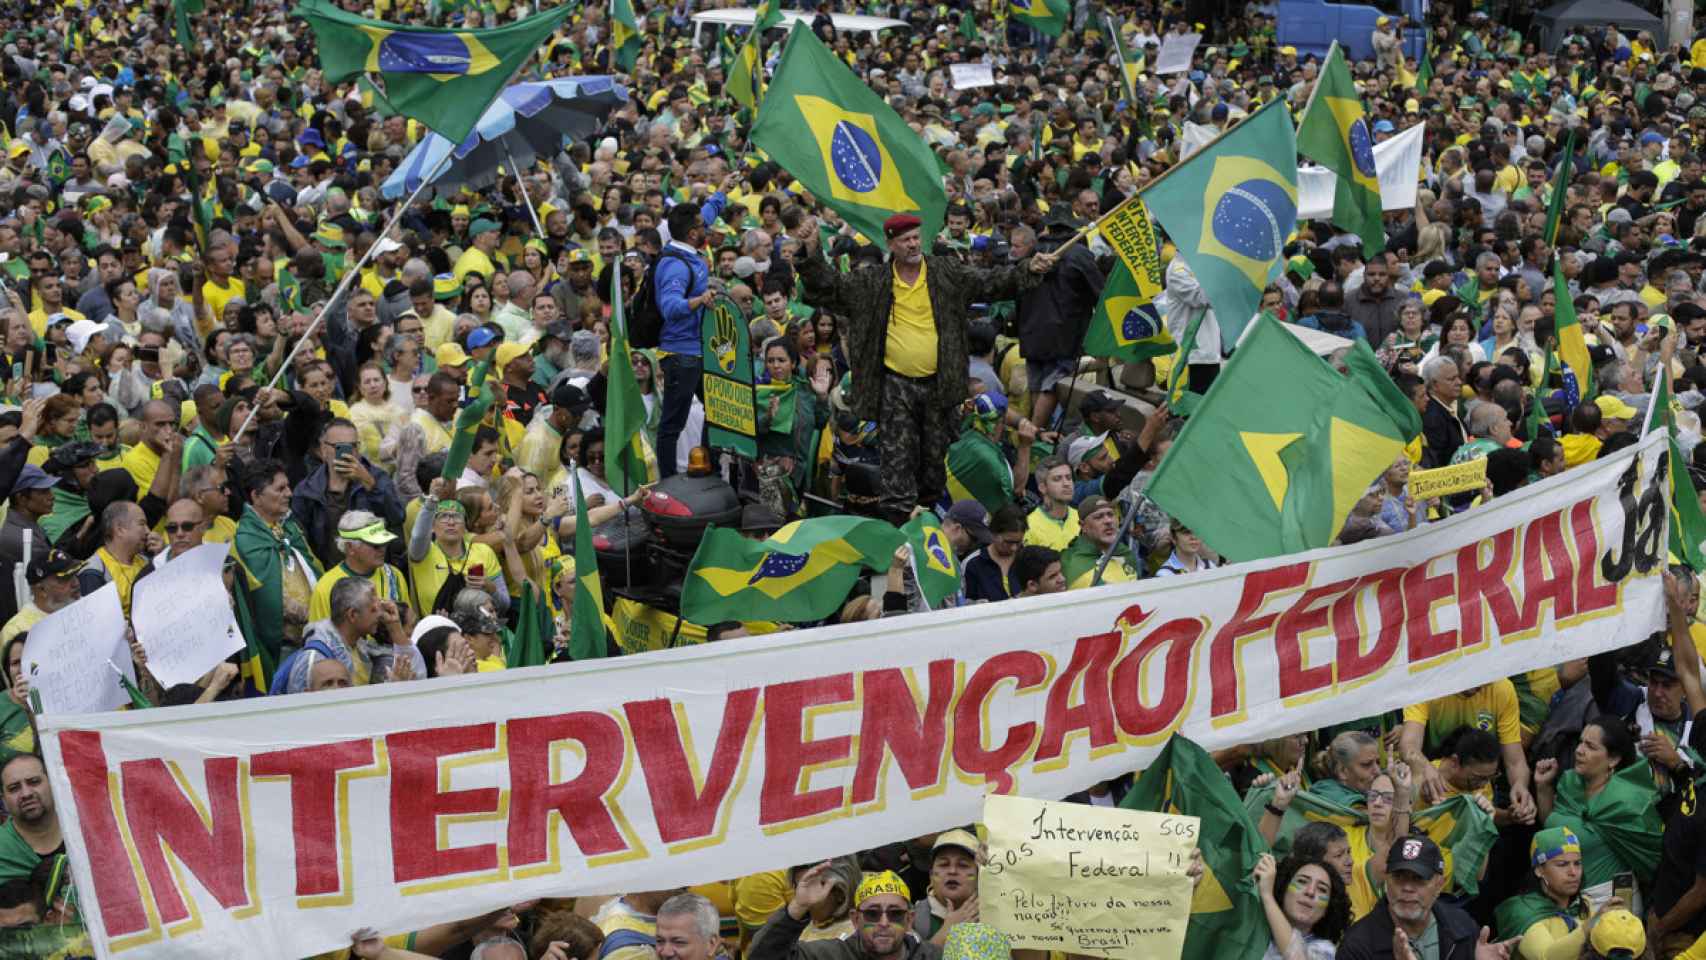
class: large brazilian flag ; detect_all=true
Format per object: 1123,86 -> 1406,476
681,517 -> 904,625
1140,98 -> 1297,346
751,23 -> 947,252
295,0 -> 573,144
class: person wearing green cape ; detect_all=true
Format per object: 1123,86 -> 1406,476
1533,716 -> 1663,908
1494,827 -> 1593,960
232,458 -> 323,684
37,442 -> 102,546
0,755 -> 62,887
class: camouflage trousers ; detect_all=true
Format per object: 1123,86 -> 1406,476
878,371 -> 955,524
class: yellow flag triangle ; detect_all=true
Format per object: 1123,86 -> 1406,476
1240,431 -> 1304,512
1329,417 -> 1407,525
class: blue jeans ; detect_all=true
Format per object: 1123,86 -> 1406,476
657,353 -> 701,478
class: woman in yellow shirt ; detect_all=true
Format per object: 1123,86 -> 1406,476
406,482 -> 504,617
1345,768 -> 1413,920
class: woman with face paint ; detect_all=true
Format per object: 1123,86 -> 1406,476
1254,852 -> 1353,960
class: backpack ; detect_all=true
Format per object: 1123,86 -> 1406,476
628,248 -> 695,349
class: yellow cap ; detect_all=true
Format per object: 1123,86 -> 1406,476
495,341 -> 529,370
435,342 -> 470,368
855,870 -> 911,905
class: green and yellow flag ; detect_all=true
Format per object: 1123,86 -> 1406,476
903,513 -> 961,608
605,263 -> 652,496
1140,98 -> 1296,345
1086,198 -> 1171,362
1543,130 -> 1576,248
505,582 -> 553,668
1551,260 -> 1596,404
944,430 -> 1014,514
294,0 -> 572,144
682,516 -> 904,624
1009,0 -> 1070,37
727,34 -> 761,108
568,469 -> 608,660
1122,735 -> 1269,960
611,0 -> 641,71
1108,20 -> 1144,103
1297,43 -> 1384,253
751,23 -> 948,252
440,360 -> 495,481
1644,360 -> 1706,569
1144,313 -> 1421,561
1415,44 -> 1433,92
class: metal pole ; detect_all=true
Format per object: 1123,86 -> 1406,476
1090,496 -> 1143,587
228,158 -> 448,446
503,136 -> 548,241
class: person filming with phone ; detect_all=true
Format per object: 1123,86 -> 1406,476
290,418 -> 406,570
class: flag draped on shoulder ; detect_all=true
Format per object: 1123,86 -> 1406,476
682,517 -> 904,624
1144,314 -> 1422,562
1009,0 -> 1069,36
1296,43 -> 1384,253
944,429 -> 1014,513
293,0 -> 572,144
751,23 -> 948,251
1140,98 -> 1297,345
1122,735 -> 1269,960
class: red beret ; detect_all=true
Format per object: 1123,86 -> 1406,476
883,213 -> 923,239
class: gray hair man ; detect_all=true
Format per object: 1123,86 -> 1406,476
656,893 -> 722,960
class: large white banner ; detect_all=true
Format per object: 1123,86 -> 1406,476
39,436 -> 1671,959
1299,122 -> 1426,220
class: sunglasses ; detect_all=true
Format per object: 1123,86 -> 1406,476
163,522 -> 202,534
858,908 -> 908,925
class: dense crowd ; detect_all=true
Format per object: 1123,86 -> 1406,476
0,0 -> 1701,957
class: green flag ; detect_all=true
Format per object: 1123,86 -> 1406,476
1145,313 -> 1422,561
726,33 -> 761,110
1121,735 -> 1269,960
505,582 -> 553,668
45,149 -> 69,189
1525,340 -> 1556,443
756,380 -> 796,435
1296,43 -> 1384,253
611,0 -> 641,71
1645,362 -> 1706,569
752,0 -> 784,33
1008,0 -> 1070,36
1108,18 -> 1144,104
1243,782 -> 1498,897
115,664 -> 151,710
1165,307 -> 1207,416
440,361 -> 496,481
1140,98 -> 1297,345
903,513 -> 961,608
944,430 -> 1014,513
293,0 -> 572,144
1415,44 -> 1433,92
1543,130 -> 1576,248
605,263 -> 651,496
173,0 -> 204,54
1085,259 -> 1172,363
568,469 -> 608,660
752,23 -> 948,252
682,517 -> 904,624
1552,260 -> 1596,403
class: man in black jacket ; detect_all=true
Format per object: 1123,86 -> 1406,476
1015,215 -> 1104,434
1338,836 -> 1515,960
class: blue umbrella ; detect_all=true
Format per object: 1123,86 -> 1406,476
382,77 -> 628,208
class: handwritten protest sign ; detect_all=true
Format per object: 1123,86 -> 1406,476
980,794 -> 1197,960
1409,458 -> 1488,499
1153,33 -> 1202,75
132,542 -> 243,689
22,582 -> 132,715
950,63 -> 996,89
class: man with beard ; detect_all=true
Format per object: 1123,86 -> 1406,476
1494,828 -> 1591,959
1338,836 -> 1515,960
751,867 -> 941,960
0,755 -> 64,885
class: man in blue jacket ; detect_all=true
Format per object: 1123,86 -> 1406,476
654,196 -> 730,477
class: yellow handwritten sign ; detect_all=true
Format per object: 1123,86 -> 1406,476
1409,458 -> 1489,500
979,794 -> 1198,960
1100,198 -> 1164,299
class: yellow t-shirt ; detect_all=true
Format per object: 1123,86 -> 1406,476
309,562 -> 409,623
1024,506 -> 1080,551
1429,757 -> 1494,806
885,261 -> 937,377
453,246 -> 498,285
28,305 -> 86,338
201,275 -> 246,322
734,870 -> 792,933
121,442 -> 162,495
1403,678 -> 1522,754
1346,823 -> 1380,921
205,515 -> 237,544
408,539 -> 501,616
0,605 -> 44,648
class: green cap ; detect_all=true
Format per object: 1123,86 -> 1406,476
469,217 -> 500,237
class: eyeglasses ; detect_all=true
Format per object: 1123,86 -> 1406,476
163,522 -> 202,534
1367,790 -> 1396,804
585,452 -> 605,463
858,908 -> 908,925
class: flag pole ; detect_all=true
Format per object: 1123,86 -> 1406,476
502,136 -> 549,241
228,156 -> 449,446
1091,490 -> 1144,586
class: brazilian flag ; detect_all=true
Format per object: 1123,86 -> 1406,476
752,23 -> 947,252
1140,98 -> 1296,346
681,517 -> 904,625
1085,260 -> 1171,363
505,582 -> 553,668
1122,735 -> 1270,960
568,472 -> 608,660
1009,0 -> 1069,36
44,149 -> 69,189
1296,43 -> 1384,253
1415,43 -> 1432,92
1644,360 -> 1706,569
944,430 -> 1014,513
902,513 -> 961,608
293,0 -> 573,144
611,0 -> 640,71
440,360 -> 496,481
1551,260 -> 1595,404
173,0 -> 204,54
1244,782 -> 1498,904
727,31 -> 762,108
757,380 -> 796,434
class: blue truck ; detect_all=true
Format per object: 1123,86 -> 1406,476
1276,0 -> 1428,62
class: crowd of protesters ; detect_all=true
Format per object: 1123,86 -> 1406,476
0,0 -> 1699,957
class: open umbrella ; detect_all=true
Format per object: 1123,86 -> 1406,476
382,76 -> 628,231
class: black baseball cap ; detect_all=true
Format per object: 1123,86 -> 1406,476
551,381 -> 591,415
1386,835 -> 1445,880
26,548 -> 80,585
1080,390 -> 1122,414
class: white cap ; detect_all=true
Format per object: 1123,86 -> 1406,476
409,614 -> 459,646
372,236 -> 404,256
65,319 -> 104,355
79,76 -> 96,90
90,83 -> 113,101
67,94 -> 89,113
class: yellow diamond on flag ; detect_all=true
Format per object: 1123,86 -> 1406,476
1240,431 -> 1303,512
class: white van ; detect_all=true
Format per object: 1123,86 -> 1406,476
688,8 -> 909,46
